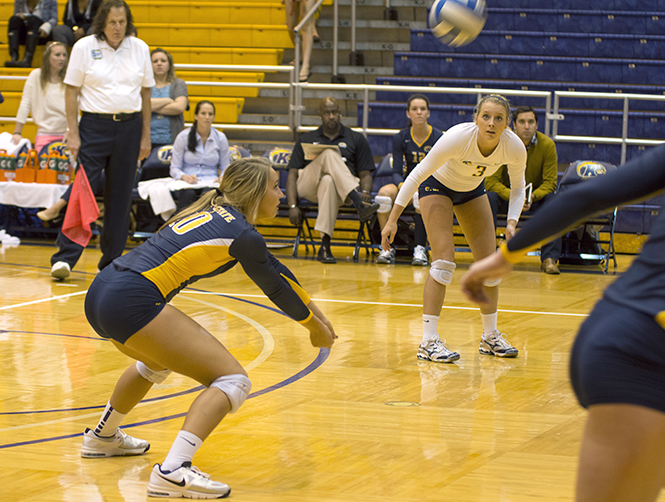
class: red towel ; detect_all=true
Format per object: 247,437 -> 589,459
62,166 -> 100,247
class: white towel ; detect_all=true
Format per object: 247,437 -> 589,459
0,132 -> 31,156
137,178 -> 219,221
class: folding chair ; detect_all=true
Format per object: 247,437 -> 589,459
557,160 -> 618,272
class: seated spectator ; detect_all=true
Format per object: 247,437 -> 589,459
485,105 -> 561,274
12,41 -> 68,155
286,97 -> 379,264
14,41 -> 68,223
52,0 -> 102,47
150,48 -> 188,150
5,0 -> 58,68
170,100 -> 230,212
376,94 -> 442,266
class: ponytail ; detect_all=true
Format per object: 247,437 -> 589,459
187,121 -> 198,153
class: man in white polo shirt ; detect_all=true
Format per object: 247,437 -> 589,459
50,0 -> 154,280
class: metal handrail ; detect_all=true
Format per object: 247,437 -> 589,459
295,82 -> 552,136
333,0 -> 339,79
552,90 -> 665,164
173,64 -> 290,72
185,81 -> 289,89
0,65 -> 295,134
4,65 -> 665,163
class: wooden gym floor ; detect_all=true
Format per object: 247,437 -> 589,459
0,242 -> 658,501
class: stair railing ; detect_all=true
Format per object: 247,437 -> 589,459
294,0 -> 328,130
552,91 -> 665,165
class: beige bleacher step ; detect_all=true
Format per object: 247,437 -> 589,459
177,71 -> 265,98
162,46 -> 284,65
183,96 -> 244,122
0,91 -> 244,123
0,45 -> 284,70
130,2 -> 285,25
0,22 -> 291,48
135,23 -> 292,48
0,69 -> 268,98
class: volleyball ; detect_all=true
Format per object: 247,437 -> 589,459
428,0 -> 487,47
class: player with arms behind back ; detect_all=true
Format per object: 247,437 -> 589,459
381,94 -> 526,363
80,157 -> 336,499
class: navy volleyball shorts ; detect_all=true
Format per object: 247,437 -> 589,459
418,176 -> 486,206
570,298 -> 665,413
85,264 -> 167,344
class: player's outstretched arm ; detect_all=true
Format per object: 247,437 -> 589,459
302,313 -> 336,348
308,300 -> 337,342
460,249 -> 514,304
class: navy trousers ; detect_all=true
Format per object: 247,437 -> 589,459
51,114 -> 142,271
487,191 -> 562,262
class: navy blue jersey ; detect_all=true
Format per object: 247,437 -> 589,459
503,144 -> 665,326
392,126 -> 443,178
114,205 -> 312,322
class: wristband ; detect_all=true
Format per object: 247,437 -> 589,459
290,204 -> 298,209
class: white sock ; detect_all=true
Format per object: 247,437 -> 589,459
481,312 -> 498,338
94,401 -> 126,438
422,314 -> 439,344
161,430 -> 203,472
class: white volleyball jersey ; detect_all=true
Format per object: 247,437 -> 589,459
395,122 -> 527,221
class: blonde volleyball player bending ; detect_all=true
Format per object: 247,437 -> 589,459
81,158 -> 336,499
381,94 -> 526,363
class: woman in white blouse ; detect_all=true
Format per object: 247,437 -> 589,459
11,41 -> 67,153
170,100 -> 230,211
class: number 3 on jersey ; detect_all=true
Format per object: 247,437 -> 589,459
472,164 -> 487,177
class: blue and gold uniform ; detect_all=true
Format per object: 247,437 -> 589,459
85,205 -> 312,344
392,125 -> 443,179
500,144 -> 665,412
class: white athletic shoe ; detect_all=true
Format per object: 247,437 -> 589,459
417,338 -> 460,363
479,330 -> 519,357
148,462 -> 231,499
51,261 -> 71,280
376,248 -> 395,264
412,245 -> 428,266
81,427 -> 150,458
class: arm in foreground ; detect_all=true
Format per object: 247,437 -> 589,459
461,144 -> 665,304
232,230 -> 336,348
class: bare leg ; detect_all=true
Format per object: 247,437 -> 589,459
299,0 -> 316,79
577,404 -> 665,502
117,305 -> 246,441
37,198 -> 67,221
377,184 -> 398,230
454,195 -> 500,315
419,195 -> 455,316
107,343 -> 163,414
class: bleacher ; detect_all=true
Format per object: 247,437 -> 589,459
0,0 -> 292,140
0,0 -> 661,254
359,1 -> 665,168
357,0 -> 665,246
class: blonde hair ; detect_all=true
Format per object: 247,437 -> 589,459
40,41 -> 68,90
475,94 -> 511,121
162,157 -> 273,229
